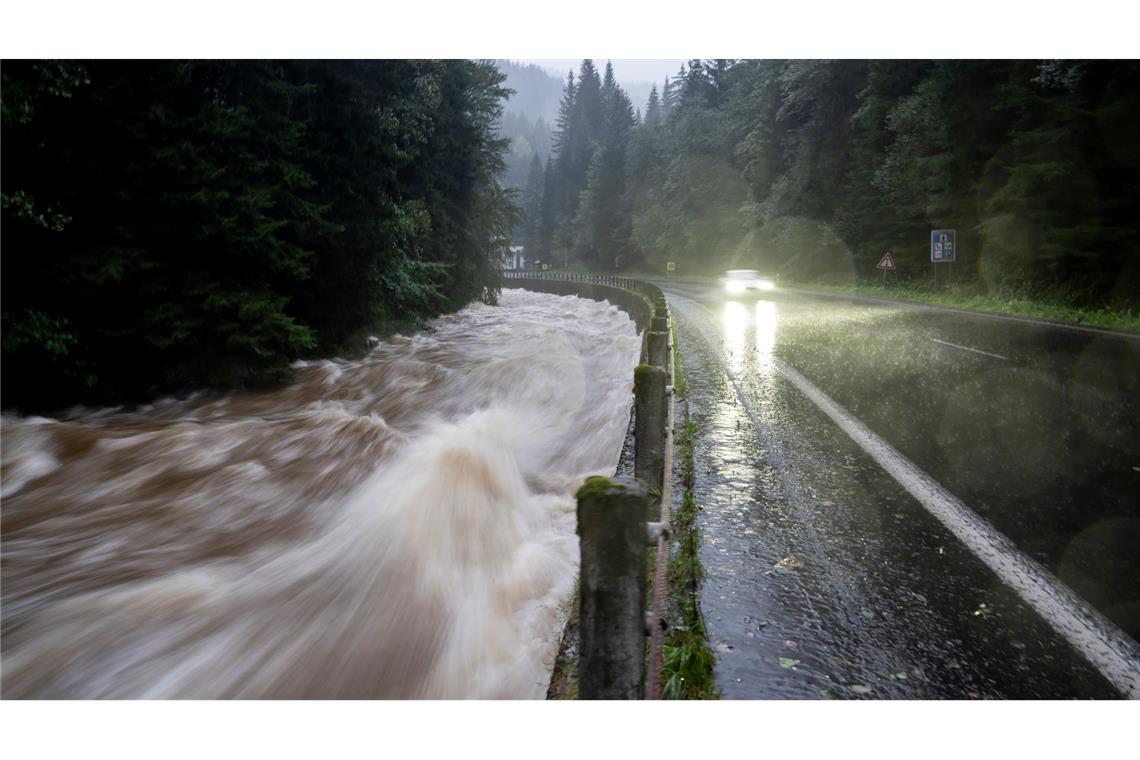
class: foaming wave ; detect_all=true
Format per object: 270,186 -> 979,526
2,406 -> 577,698
1,289 -> 640,698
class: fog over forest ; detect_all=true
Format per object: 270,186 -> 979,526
5,58 -> 1137,410
501,59 -> 1139,317
496,59 -> 666,188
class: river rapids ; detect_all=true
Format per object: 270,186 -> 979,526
0,289 -> 641,698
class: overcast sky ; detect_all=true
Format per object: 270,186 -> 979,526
518,59 -> 690,85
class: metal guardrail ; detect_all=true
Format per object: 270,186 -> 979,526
503,270 -> 674,699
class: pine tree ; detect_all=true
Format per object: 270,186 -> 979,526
1,60 -> 519,409
522,153 -> 545,258
538,154 -> 559,262
551,70 -> 576,159
576,59 -> 604,145
572,72 -> 636,269
563,59 -> 604,217
601,61 -> 618,109
645,84 -> 662,125
663,65 -> 686,114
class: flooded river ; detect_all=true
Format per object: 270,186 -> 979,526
1,289 -> 641,698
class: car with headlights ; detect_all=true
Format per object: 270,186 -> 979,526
721,269 -> 775,296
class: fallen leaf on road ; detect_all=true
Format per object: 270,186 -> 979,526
849,684 -> 872,694
774,555 -> 802,571
779,657 -> 800,669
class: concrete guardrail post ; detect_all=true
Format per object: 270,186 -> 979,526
576,476 -> 651,700
634,364 -> 668,492
646,330 -> 668,369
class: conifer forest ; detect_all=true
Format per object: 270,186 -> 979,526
4,59 -> 1138,410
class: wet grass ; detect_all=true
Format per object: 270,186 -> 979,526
530,268 -> 1139,333
790,280 -> 1140,333
662,337 -> 720,700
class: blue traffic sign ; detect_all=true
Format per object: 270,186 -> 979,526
931,229 -> 956,263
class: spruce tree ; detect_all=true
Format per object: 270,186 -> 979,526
538,155 -> 559,263
645,84 -> 662,125
551,70 -> 576,160
1,59 -> 519,410
522,153 -> 545,259
572,73 -> 636,269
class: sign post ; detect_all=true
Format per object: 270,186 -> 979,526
876,251 -> 896,285
930,229 -> 956,287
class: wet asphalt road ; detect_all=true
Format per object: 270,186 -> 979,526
659,281 -> 1140,699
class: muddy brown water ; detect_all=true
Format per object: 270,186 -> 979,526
1,290 -> 641,698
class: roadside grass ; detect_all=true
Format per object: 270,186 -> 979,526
516,267 -> 1139,333
662,333 -> 720,700
790,280 -> 1140,332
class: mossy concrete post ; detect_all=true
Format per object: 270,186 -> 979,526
634,364 -> 668,491
646,331 -> 668,368
576,476 -> 649,700
651,314 -> 668,333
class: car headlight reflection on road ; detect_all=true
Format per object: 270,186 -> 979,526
722,299 -> 779,377
757,280 -> 775,291
756,299 -> 777,359
723,301 -> 749,370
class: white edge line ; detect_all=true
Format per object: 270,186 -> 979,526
774,356 -> 1140,699
929,337 -> 1011,361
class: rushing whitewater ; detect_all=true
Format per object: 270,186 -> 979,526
0,289 -> 642,698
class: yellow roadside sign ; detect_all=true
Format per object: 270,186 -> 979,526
666,262 -> 676,272
542,264 -> 549,270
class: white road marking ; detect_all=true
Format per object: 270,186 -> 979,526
774,357 -> 1140,698
929,338 -> 1010,361
671,289 -> 1140,696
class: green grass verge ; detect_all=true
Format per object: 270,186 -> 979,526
661,338 -> 720,700
513,268 -> 1138,333
786,280 -> 1140,332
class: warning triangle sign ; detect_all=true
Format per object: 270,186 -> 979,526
877,252 -> 896,270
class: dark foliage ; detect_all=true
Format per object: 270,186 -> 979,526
534,59 -> 1140,309
1,60 -> 516,411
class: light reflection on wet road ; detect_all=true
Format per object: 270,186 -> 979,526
663,281 -> 1139,698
